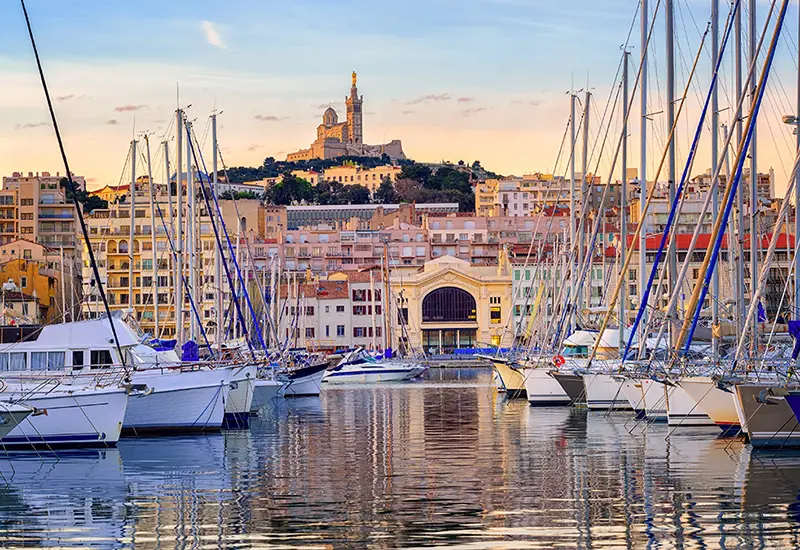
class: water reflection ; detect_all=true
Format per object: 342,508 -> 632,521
0,369 -> 799,547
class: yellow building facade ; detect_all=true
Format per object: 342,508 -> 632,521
390,255 -> 514,353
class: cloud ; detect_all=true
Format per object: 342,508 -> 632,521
201,21 -> 226,49
462,107 -> 488,116
401,110 -> 415,115
105,119 -> 119,125
247,144 -> 260,152
406,93 -> 450,105
254,114 -> 287,122
457,97 -> 474,103
512,99 -> 542,107
55,94 -> 75,101
314,103 -> 331,109
15,122 -> 47,130
114,104 -> 147,112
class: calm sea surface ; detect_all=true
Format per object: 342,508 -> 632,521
0,368 -> 799,548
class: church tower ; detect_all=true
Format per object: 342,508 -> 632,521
345,71 -> 363,144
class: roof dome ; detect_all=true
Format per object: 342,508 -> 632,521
323,106 -> 338,125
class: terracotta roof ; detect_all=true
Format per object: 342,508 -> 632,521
279,280 -> 349,300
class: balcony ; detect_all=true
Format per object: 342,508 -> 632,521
38,213 -> 74,219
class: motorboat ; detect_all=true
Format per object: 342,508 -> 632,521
522,364 -> 571,406
322,348 -> 427,384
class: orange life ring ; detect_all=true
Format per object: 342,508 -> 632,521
552,355 -> 566,368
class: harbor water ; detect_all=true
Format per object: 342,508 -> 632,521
0,368 -> 799,548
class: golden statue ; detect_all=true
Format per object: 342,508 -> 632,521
352,71 -> 357,87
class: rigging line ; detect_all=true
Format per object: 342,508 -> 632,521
685,0 -> 789,355
188,127 -> 266,355
19,0 -> 126,368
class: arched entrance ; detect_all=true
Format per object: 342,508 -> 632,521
421,287 -> 477,353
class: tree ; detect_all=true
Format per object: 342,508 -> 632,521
399,164 -> 432,185
264,174 -> 314,205
374,177 -> 398,204
83,195 -> 109,213
341,184 -> 371,204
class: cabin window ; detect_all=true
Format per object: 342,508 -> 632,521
90,350 -> 114,368
0,354 -> 7,371
47,352 -> 65,370
9,352 -> 26,371
72,350 -> 84,368
31,352 -> 47,370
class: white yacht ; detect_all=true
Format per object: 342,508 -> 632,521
322,348 -> 427,384
251,372 -> 282,413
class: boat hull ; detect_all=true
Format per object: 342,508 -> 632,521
582,373 -> 631,410
281,363 -> 327,397
493,362 -> 526,397
551,372 -> 585,404
736,384 -> 800,448
619,377 -> 646,419
679,376 -> 740,435
322,366 -> 425,384
251,378 -> 282,412
124,367 -> 232,434
523,368 -> 570,406
1,386 -> 128,448
666,382 -> 716,427
640,379 -> 668,422
224,365 -> 256,429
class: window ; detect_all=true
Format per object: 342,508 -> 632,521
23,249 -> 31,259
325,325 -> 330,337
353,327 -> 367,337
305,327 -> 315,338
47,351 -> 65,370
0,354 -> 6,371
21,303 -> 28,316
20,276 -> 27,289
325,305 -> 330,313
422,287 -> 476,322
90,349 -> 113,367
20,199 -> 33,206
490,306 -> 502,324
353,305 -> 367,315
305,306 -> 315,316
10,352 -> 26,371
32,352 -> 47,370
336,325 -> 345,336
336,305 -> 345,313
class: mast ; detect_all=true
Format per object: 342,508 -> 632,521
175,109 -> 184,343
711,0 -> 720,355
620,50 -> 630,351
128,139 -> 136,315
735,0 -> 745,341
370,269 -> 377,351
580,90 -> 591,314
164,140 -> 175,337
639,0 -> 648,345
59,246 -> 66,320
186,120 -> 196,341
212,113 -> 223,348
666,0 -> 677,345
796,4 -> 800,325
145,135 -> 159,338
748,0 -> 758,352
569,92 -> 577,331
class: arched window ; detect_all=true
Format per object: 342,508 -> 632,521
422,287 -> 476,323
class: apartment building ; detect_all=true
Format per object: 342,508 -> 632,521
80,185 -> 251,341
277,271 -> 387,351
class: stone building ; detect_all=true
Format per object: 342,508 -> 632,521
390,254 -> 514,354
287,73 -> 405,161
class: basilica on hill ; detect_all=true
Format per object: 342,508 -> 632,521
286,72 -> 405,162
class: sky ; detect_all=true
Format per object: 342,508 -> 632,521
1,0 -> 799,195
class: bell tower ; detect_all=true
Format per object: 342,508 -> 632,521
345,71 -> 363,144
